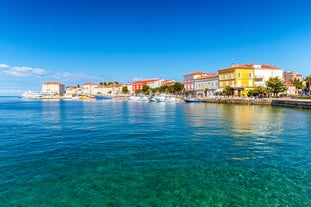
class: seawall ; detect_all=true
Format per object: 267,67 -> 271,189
202,98 -> 271,105
202,97 -> 311,109
271,99 -> 311,109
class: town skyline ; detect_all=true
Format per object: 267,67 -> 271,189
1,0 -> 311,95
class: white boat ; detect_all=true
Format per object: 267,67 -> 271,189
20,91 -> 41,99
154,94 -> 177,102
128,95 -> 150,102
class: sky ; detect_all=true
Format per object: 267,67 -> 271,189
1,0 -> 311,95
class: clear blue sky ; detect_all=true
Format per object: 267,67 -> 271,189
1,0 -> 311,95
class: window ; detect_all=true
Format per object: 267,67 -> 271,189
225,74 -> 228,80
231,73 -> 234,78
249,73 -> 252,78
238,73 -> 241,78
248,80 -> 253,86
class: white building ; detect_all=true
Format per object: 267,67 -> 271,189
42,82 -> 65,96
122,83 -> 133,94
253,64 -> 283,87
283,71 -> 303,83
82,82 -> 98,95
194,74 -> 219,96
65,86 -> 81,96
284,82 -> 296,95
147,79 -> 162,88
183,71 -> 209,91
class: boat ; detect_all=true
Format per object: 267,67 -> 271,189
95,95 -> 113,100
128,95 -> 149,102
154,94 -> 178,102
184,98 -> 204,103
20,91 -> 41,99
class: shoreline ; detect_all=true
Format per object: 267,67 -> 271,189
202,97 -> 311,109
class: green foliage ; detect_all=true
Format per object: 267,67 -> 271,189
142,85 -> 150,95
292,78 -> 303,89
122,86 -> 128,94
266,77 -> 287,96
135,89 -> 142,94
100,82 -> 107,86
247,86 -> 266,96
172,82 -> 184,92
225,86 -> 234,95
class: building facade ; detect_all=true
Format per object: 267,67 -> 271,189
194,74 -> 218,96
65,86 -> 80,96
218,64 -> 254,95
254,64 -> 283,87
132,79 -> 161,93
183,71 -> 209,91
42,82 -> 65,96
283,71 -> 303,83
82,82 -> 98,95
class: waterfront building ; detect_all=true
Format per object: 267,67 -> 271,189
218,64 -> 254,96
65,86 -> 80,96
42,82 -> 65,96
194,74 -> 218,96
253,64 -> 283,87
162,80 -> 176,86
106,83 -> 122,95
218,63 -> 284,96
93,85 -> 108,95
82,82 -> 98,95
284,82 -> 297,95
183,71 -> 209,91
283,71 -> 303,83
132,79 -> 161,93
122,83 -> 133,94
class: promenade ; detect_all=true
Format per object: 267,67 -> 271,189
202,97 -> 311,109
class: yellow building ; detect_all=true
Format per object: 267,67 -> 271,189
218,64 -> 254,96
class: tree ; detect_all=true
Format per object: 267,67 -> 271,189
247,86 -> 266,97
225,86 -> 234,96
100,82 -> 107,86
173,82 -> 184,93
292,78 -> 303,90
265,77 -> 287,97
122,86 -> 128,94
142,85 -> 150,95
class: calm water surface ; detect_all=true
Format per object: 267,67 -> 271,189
0,97 -> 310,206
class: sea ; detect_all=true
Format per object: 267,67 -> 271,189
0,96 -> 310,206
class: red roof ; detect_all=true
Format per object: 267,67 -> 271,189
220,63 -> 280,71
132,79 -> 160,84
184,71 -> 208,76
83,82 -> 97,85
44,82 -> 64,85
66,86 -> 78,89
196,74 -> 218,80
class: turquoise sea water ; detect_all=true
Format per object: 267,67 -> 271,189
0,97 -> 310,206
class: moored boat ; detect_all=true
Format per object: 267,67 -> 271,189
20,91 -> 41,100
95,95 -> 113,100
184,98 -> 204,103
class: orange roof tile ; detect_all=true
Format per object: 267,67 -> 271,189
44,82 -> 64,85
83,82 -> 97,85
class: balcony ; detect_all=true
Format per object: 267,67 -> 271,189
254,75 -> 264,80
